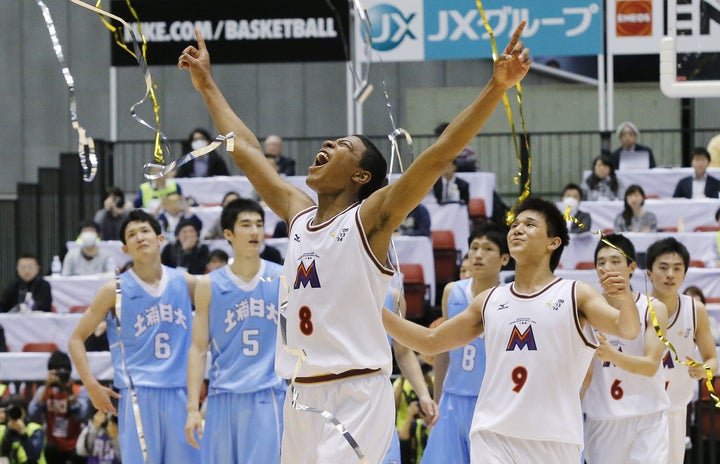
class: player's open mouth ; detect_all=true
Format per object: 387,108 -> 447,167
314,152 -> 329,166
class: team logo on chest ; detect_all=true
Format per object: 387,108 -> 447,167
663,351 -> 675,369
294,252 -> 321,289
330,227 -> 350,242
506,319 -> 538,351
545,298 -> 565,311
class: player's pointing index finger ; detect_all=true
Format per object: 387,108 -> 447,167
195,27 -> 207,50
503,20 -> 526,55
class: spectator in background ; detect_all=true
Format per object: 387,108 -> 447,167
614,184 -> 657,233
434,122 -> 476,172
160,217 -> 210,274
157,193 -> 202,242
683,286 -> 707,305
29,350 -> 89,464
561,183 -> 592,234
84,321 -> 109,353
175,127 -> 230,178
396,204 -> 431,237
62,222 -> 115,276
263,134 -> 295,176
0,396 -> 46,464
433,159 -> 470,204
611,121 -> 657,170
673,147 -> 720,199
582,155 -> 623,201
76,409 -> 121,464
203,191 -> 241,240
93,186 -> 131,241
0,253 -> 52,313
206,249 -> 229,271
133,176 -> 183,210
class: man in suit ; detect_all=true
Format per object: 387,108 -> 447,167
433,159 -> 470,204
263,134 -> 296,176
673,147 -> 720,199
561,183 -> 592,234
610,121 -> 656,170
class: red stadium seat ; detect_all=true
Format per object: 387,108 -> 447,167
70,305 -> 89,313
575,261 -> 595,270
689,260 -> 706,268
399,264 -> 429,321
694,225 -> 720,232
22,342 -> 58,353
468,198 -> 488,227
431,230 -> 459,287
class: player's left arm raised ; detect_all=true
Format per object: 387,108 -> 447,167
688,301 -> 718,379
576,271 -> 640,340
360,22 -> 531,239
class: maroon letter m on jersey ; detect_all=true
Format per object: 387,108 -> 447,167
294,260 -> 321,289
506,325 -> 538,351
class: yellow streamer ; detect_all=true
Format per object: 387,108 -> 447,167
475,0 -> 531,225
95,0 -> 164,164
564,207 -> 720,407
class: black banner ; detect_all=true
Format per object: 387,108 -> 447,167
110,0 -> 350,66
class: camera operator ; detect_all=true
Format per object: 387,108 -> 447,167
93,187 -> 131,242
75,409 -> 120,464
0,396 -> 46,464
28,351 -> 88,464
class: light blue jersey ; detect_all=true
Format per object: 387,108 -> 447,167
422,279 -> 486,464
443,279 -> 486,397
202,261 -> 286,464
107,266 -> 199,464
106,266 -> 193,389
207,261 -> 285,394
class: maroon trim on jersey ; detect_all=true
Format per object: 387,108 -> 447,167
355,208 -> 394,276
480,285 -> 500,328
289,206 -> 317,233
509,277 -> 562,299
667,295 -> 682,330
306,202 -> 359,232
572,281 -> 598,349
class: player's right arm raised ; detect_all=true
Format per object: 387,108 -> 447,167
178,29 -> 314,223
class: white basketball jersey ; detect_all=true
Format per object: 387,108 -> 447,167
663,294 -> 697,411
582,293 -> 670,420
275,203 -> 394,378
470,279 -> 597,446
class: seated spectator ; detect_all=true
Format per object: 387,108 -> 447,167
160,218 -> 209,274
175,127 -> 230,178
260,243 -> 283,266
157,193 -> 202,242
582,155 -> 623,201
0,253 -> 52,313
673,147 -> 720,199
396,204 -> 431,237
434,122 -> 476,172
561,183 -> 592,234
614,184 -> 657,233
433,159 -> 470,204
62,221 -> 115,276
263,134 -> 296,176
0,396 -> 46,464
84,321 -> 109,352
93,186 -> 131,241
207,249 -> 229,271
203,191 -> 241,240
272,221 -> 288,238
28,350 -> 89,464
683,286 -> 706,305
76,409 -> 121,464
610,121 -> 657,170
133,176 -> 183,210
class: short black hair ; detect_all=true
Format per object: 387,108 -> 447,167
716,206 -> 720,223
562,183 -> 583,200
469,223 -> 509,255
78,220 -> 100,235
683,285 -> 706,304
511,196 -> 569,272
594,233 -> 636,266
434,122 -> 450,137
221,191 -> 241,205
221,198 -> 265,233
119,210 -> 162,244
692,147 -> 711,161
208,249 -> 229,263
48,350 -> 72,372
105,186 -> 124,199
646,237 -> 690,273
353,134 -> 387,201
17,252 -> 40,265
